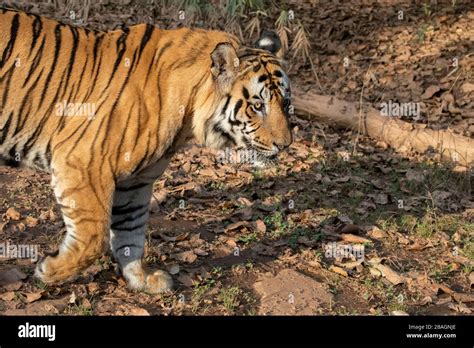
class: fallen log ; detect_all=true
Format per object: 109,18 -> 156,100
293,89 -> 474,166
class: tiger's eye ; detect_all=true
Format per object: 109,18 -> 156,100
255,102 -> 262,110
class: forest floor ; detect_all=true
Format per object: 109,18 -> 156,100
0,1 -> 473,315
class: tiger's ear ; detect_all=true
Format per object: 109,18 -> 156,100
255,30 -> 283,59
211,42 -> 239,93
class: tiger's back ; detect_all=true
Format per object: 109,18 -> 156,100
0,8 -> 236,175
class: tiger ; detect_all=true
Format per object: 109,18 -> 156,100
0,8 -> 292,294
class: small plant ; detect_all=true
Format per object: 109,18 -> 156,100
219,286 -> 243,314
67,303 -> 93,316
264,210 -> 288,238
429,264 -> 455,283
422,3 -> 431,18
237,231 -> 258,244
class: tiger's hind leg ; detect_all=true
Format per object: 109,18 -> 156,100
35,168 -> 114,284
110,182 -> 173,294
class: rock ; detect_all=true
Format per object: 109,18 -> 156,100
253,268 -> 333,315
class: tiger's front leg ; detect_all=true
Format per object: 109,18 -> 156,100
110,182 -> 173,294
35,165 -> 114,284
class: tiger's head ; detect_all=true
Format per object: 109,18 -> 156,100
196,31 -> 292,167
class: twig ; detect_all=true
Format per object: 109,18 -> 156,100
352,63 -> 372,155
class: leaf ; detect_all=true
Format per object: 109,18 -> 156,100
5,207 -> 21,220
297,235 -> 317,247
23,291 -> 43,303
25,216 -> 39,227
232,207 -> 253,221
224,221 -> 251,233
193,248 -> 208,256
460,82 -> 474,93
366,226 -> 387,240
251,244 -> 276,256
171,250 -> 197,264
236,197 -> 253,207
129,306 -> 150,316
177,273 -> 195,287
338,224 -> 361,234
448,303 -> 471,314
329,265 -> 348,277
154,231 -> 189,242
254,219 -> 266,233
167,264 -> 180,275
0,291 -> 16,301
421,85 -> 440,99
68,291 -> 77,304
374,264 -> 405,285
370,193 -> 388,205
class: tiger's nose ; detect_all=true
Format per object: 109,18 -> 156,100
274,140 -> 291,151
274,130 -> 293,151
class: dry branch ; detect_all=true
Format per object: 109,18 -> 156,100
293,89 -> 474,166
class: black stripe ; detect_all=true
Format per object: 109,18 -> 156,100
242,87 -> 250,99
0,13 -> 19,69
253,63 -> 262,72
258,75 -> 269,83
13,68 -> 44,136
111,209 -> 148,229
213,123 -> 236,146
145,41 -> 172,86
0,111 -> 13,144
1,64 -> 15,110
233,99 -> 243,116
29,14 -> 43,56
82,34 -> 103,102
221,95 -> 231,114
99,48 -> 138,154
112,203 -> 147,216
38,24 -> 62,109
132,132 -> 151,174
58,26 -> 79,101
112,223 -> 146,232
115,101 -> 135,165
136,24 -> 154,64
103,29 -> 129,92
170,42 -> 209,71
22,37 -> 45,88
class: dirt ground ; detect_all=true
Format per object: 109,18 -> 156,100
0,1 -> 473,316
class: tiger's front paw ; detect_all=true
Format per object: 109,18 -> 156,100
35,254 -> 79,284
